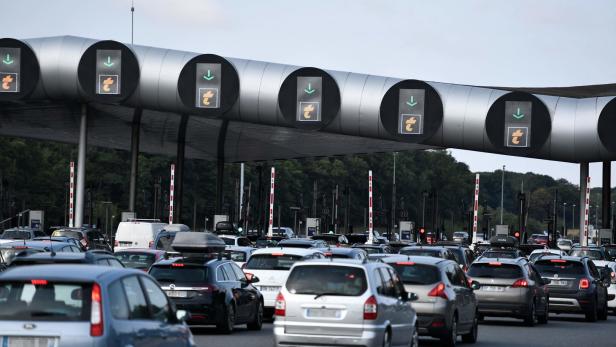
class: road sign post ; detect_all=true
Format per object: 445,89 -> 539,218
583,176 -> 591,246
69,161 -> 75,228
169,164 -> 175,224
472,174 -> 480,244
267,168 -> 276,237
367,170 -> 374,244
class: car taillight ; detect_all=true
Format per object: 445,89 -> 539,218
512,279 -> 528,288
90,283 -> 104,337
428,282 -> 448,300
363,295 -> 378,320
579,278 -> 590,289
274,293 -> 286,316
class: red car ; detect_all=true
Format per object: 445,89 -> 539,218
530,234 -> 549,246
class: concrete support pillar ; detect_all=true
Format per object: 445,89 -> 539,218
175,115 -> 189,223
579,162 -> 589,246
128,109 -> 142,212
602,161 -> 611,230
75,104 -> 88,228
215,120 -> 230,214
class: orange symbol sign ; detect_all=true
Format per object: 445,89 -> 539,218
102,77 -> 114,93
511,129 -> 524,145
405,117 -> 417,132
202,90 -> 215,106
2,74 -> 13,90
303,104 -> 315,119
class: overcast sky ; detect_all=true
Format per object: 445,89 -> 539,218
5,0 -> 616,187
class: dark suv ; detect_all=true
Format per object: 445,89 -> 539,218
8,250 -> 124,268
534,256 -> 612,322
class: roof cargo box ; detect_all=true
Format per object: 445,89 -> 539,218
489,235 -> 519,248
171,232 -> 226,253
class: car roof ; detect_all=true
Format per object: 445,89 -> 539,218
295,258 -> 380,269
530,249 -> 562,255
278,238 -> 316,244
324,247 -> 361,254
534,255 -> 586,263
401,245 -> 448,251
2,240 -> 73,248
251,247 -> 321,256
0,264 -> 141,282
380,255 -> 450,266
114,248 -> 163,254
225,246 -> 255,252
473,257 -> 526,265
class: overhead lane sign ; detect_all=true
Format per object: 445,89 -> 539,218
0,47 -> 20,93
0,39 -> 39,102
195,63 -> 221,109
398,89 -> 425,135
505,101 -> 532,148
96,49 -> 121,95
278,67 -> 340,130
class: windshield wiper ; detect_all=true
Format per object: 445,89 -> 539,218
314,292 -> 344,300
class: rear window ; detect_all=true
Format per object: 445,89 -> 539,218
155,234 -> 175,251
604,247 -> 616,259
51,230 -> 83,240
0,281 -> 90,321
277,242 -> 311,249
481,251 -> 517,259
1,231 -> 31,240
534,260 -> 585,276
244,254 -> 303,270
149,266 -> 209,285
227,251 -> 247,262
467,263 -> 523,279
221,237 -> 235,246
447,249 -> 464,264
570,249 -> 604,260
115,252 -> 157,270
389,263 -> 440,285
286,265 -> 367,296
400,249 -> 441,257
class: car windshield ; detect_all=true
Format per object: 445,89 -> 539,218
534,260 -> 585,276
390,263 -> 440,285
51,230 -> 83,239
244,254 -> 303,270
481,251 -> 517,259
227,251 -> 247,262
604,247 -> 616,260
115,252 -> 157,270
149,266 -> 209,285
221,237 -> 236,246
0,281 -> 90,321
447,249 -> 464,264
467,263 -> 523,279
1,230 -> 30,240
570,249 -> 604,260
400,249 -> 441,257
155,234 -> 175,251
286,265 -> 367,296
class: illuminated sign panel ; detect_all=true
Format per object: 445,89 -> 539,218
504,101 -> 532,148
195,63 -> 221,108
296,76 -> 322,122
96,49 -> 121,95
0,47 -> 20,93
398,89 -> 425,135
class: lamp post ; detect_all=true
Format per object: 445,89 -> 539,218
572,203 -> 576,234
500,165 -> 505,224
562,202 -> 567,234
422,191 -> 428,227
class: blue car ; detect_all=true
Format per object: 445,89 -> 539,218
0,265 -> 195,346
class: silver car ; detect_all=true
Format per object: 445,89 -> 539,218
274,259 -> 418,347
382,255 -> 480,347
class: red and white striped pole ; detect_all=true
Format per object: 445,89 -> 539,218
472,174 -> 480,244
267,167 -> 275,237
367,170 -> 374,244
583,176 -> 591,245
169,164 -> 175,224
69,161 -> 75,228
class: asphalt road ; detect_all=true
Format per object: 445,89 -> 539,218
193,314 -> 616,347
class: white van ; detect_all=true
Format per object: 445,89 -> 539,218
114,220 -> 168,251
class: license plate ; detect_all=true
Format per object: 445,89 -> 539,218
2,337 -> 58,347
483,286 -> 505,292
166,290 -> 188,298
258,286 -> 281,292
552,280 -> 568,286
306,308 -> 341,318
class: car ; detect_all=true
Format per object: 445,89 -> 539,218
150,232 -> 263,333
346,232 -> 388,245
254,236 -> 285,248
528,249 -> 568,263
382,255 -> 480,346
276,238 -> 327,249
323,247 -> 368,260
557,238 -> 573,252
352,243 -> 394,255
471,242 -> 490,257
51,227 -> 111,251
477,248 -> 525,260
224,246 -> 256,268
151,224 -> 192,251
114,248 -> 168,271
605,262 -> 616,314
274,259 -> 419,347
387,241 -> 417,254
220,235 -> 254,247
8,250 -> 125,268
529,234 -> 549,246
602,244 -> 616,261
452,231 -> 470,244
243,247 -> 324,316
271,227 -> 295,239
0,264 -> 195,346
310,233 -> 349,246
436,242 -> 476,272
0,241 -> 82,269
113,220 -> 169,251
467,257 -> 550,326
534,255 -> 612,322
570,246 -> 612,268
0,227 -> 46,243
33,236 -> 86,251
399,246 -> 458,262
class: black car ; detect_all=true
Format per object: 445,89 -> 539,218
8,249 -> 124,268
437,243 -> 476,272
399,246 -> 457,261
276,238 -> 327,249
534,256 -> 612,322
310,234 -> 349,246
352,243 -> 394,255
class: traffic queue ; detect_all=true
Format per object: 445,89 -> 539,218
0,221 -> 614,347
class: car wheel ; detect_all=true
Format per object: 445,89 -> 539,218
585,299 -> 598,322
382,329 -> 392,347
538,299 -> 549,324
598,299 -> 608,321
440,315 -> 457,347
247,301 -> 264,330
524,301 -> 537,327
461,315 -> 478,343
216,303 -> 235,334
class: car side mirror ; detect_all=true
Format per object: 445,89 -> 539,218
176,309 -> 190,322
406,292 -> 419,302
244,272 -> 259,284
470,281 -> 481,290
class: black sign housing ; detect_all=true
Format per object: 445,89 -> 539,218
0,38 -> 39,102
